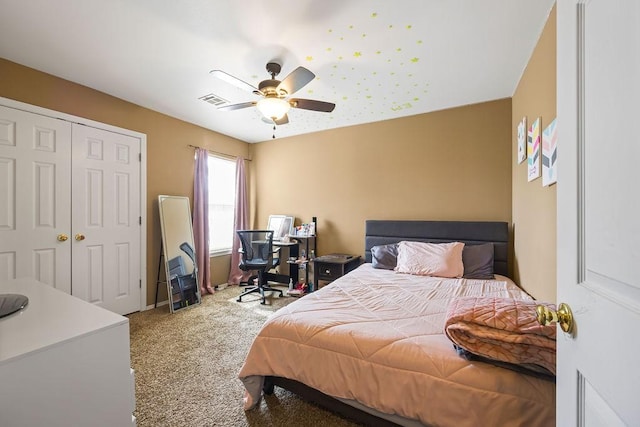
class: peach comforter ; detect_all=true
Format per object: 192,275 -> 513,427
239,264 -> 555,427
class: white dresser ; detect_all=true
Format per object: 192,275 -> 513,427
0,278 -> 136,426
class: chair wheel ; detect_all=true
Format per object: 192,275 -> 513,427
237,297 -> 242,302
261,299 -> 266,305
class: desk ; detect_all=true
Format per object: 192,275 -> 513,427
267,236 -> 317,286
288,235 -> 316,285
265,241 -> 300,285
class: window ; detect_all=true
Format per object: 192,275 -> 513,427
208,156 -> 236,255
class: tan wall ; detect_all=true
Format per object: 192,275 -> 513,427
0,58 -> 248,305
1,5 -> 556,305
250,99 -> 513,268
511,6 -> 557,302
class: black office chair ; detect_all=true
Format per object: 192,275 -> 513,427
168,242 -> 199,310
178,242 -> 199,305
236,230 -> 282,304
167,255 -> 187,310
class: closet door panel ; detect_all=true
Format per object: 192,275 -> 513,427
0,105 -> 71,292
71,124 -> 141,315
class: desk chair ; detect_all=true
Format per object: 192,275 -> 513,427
167,255 -> 187,310
236,230 -> 283,304
178,242 -> 198,305
167,242 -> 199,310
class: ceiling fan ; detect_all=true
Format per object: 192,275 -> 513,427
211,62 -> 335,125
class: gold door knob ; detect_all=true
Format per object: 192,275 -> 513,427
57,234 -> 68,242
75,233 -> 86,241
536,302 -> 574,333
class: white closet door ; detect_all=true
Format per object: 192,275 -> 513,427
71,124 -> 141,315
0,105 -> 72,292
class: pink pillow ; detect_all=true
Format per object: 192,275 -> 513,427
395,241 -> 465,278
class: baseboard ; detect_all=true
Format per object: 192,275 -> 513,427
145,300 -> 168,310
144,283 -> 230,311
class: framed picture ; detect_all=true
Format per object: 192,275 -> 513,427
542,118 -> 558,186
527,117 -> 541,182
267,215 -> 294,241
517,117 -> 527,164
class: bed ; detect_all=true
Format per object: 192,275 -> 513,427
238,220 -> 556,427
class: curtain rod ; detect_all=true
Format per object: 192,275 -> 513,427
187,144 -> 252,161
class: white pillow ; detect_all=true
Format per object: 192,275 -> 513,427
395,241 -> 465,278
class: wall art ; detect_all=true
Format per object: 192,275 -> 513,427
527,117 -> 541,181
542,118 -> 557,186
517,117 -> 527,164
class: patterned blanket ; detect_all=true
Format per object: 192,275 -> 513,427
444,297 -> 557,375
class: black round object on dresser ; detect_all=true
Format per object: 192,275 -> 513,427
0,294 -> 29,319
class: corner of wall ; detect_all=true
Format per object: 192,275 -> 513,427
511,5 -> 557,302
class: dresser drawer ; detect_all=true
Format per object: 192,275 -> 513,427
316,262 -> 343,281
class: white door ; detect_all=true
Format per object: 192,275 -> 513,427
71,124 -> 141,315
0,105 -> 72,292
557,1 -> 640,425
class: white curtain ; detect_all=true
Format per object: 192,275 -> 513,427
227,157 -> 250,285
193,148 -> 214,294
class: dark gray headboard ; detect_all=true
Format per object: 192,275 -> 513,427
364,220 -> 510,277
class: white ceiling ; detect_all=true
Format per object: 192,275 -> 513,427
0,0 -> 555,143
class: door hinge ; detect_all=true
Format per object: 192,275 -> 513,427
139,279 -> 142,288
139,216 -> 142,225
138,153 -> 141,162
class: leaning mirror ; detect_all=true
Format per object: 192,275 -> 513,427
158,195 -> 202,312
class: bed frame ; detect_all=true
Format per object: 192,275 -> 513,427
364,220 -> 510,277
265,219 -> 511,426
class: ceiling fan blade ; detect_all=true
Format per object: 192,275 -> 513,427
210,70 -> 258,93
261,114 -> 289,125
289,98 -> 335,113
276,67 -> 315,96
217,101 -> 256,111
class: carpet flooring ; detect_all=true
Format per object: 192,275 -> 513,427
127,285 -> 360,426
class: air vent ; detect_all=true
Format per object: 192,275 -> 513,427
199,93 -> 228,106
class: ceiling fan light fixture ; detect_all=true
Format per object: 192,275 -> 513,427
256,97 -> 290,120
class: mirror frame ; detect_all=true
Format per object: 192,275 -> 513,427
158,195 -> 202,312
267,214 -> 294,241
